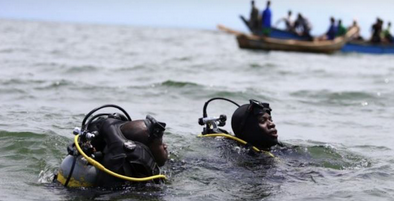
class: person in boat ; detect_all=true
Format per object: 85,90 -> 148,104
318,17 -> 337,41
261,0 -> 272,36
275,10 -> 294,32
336,19 -> 347,37
198,98 -> 278,153
382,21 -> 393,43
56,105 -> 168,188
293,13 -> 312,39
248,0 -> 260,34
348,19 -> 363,41
370,18 -> 383,43
326,17 -> 337,40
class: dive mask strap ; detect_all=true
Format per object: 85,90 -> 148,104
144,115 -> 166,141
239,99 -> 272,132
250,99 -> 272,115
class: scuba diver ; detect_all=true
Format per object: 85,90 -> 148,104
55,104 -> 168,188
198,98 -> 278,157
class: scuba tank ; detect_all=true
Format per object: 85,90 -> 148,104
56,104 -> 167,188
57,155 -> 98,187
56,126 -> 102,187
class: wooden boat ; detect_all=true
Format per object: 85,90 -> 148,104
218,25 -> 358,54
240,16 -> 394,54
341,40 -> 394,54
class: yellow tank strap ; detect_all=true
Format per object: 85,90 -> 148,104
74,135 -> 167,182
197,133 -> 275,158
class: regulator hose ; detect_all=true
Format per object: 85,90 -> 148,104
202,97 -> 240,118
82,104 -> 132,129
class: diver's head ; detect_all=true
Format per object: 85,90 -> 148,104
231,99 -> 278,150
121,116 -> 168,167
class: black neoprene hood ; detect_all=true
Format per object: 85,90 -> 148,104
231,100 -> 277,149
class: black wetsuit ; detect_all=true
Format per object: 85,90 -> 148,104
89,117 -> 161,187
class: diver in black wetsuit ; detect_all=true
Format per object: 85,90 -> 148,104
91,115 -> 168,187
198,98 -> 279,154
56,105 -> 168,188
231,100 -> 278,150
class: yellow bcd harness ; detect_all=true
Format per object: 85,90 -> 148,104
198,133 -> 275,158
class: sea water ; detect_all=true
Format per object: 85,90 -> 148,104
0,19 -> 393,200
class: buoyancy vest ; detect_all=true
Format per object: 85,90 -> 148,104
95,117 -> 161,187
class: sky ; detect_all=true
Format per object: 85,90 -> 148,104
0,0 -> 393,37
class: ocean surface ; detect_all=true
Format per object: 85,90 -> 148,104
0,19 -> 393,201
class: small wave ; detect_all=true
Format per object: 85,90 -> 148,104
292,90 -> 375,100
64,65 -> 100,73
198,89 -> 272,103
114,65 -> 148,72
160,80 -> 199,88
291,90 -> 377,106
327,91 -> 376,100
274,141 -> 371,170
249,62 -> 277,69
173,56 -> 192,62
34,79 -> 75,90
351,144 -> 391,151
0,78 -> 45,86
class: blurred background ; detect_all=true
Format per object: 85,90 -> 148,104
1,0 -> 393,37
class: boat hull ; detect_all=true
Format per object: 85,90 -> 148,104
342,41 -> 394,54
236,35 -> 343,54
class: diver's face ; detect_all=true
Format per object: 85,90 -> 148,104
257,113 -> 278,140
149,138 -> 168,167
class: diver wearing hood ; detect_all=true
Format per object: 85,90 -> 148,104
56,105 -> 168,188
231,100 -> 278,150
198,98 -> 278,155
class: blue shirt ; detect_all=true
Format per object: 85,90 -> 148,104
262,8 -> 272,28
327,25 -> 338,40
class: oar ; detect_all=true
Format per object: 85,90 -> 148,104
217,24 -> 244,36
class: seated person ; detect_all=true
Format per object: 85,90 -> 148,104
293,13 -> 312,39
336,19 -> 347,37
348,19 -> 363,41
275,10 -> 294,32
382,21 -> 393,43
56,105 -> 168,188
